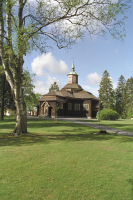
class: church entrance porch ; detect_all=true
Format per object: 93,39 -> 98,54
42,102 -> 53,118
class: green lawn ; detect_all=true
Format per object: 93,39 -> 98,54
78,119 -> 133,132
0,117 -> 133,200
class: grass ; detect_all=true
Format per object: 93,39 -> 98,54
78,119 -> 133,132
0,117 -> 133,200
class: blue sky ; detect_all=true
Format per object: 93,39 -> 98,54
23,3 -> 133,97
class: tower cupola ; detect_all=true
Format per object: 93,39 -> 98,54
67,61 -> 78,84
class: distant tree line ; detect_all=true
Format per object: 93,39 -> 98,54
99,70 -> 133,119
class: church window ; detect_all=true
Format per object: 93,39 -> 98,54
68,103 -> 72,110
83,104 -> 89,111
74,104 -> 80,111
59,103 -> 63,109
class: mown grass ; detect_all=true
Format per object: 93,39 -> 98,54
0,117 -> 133,200
79,119 -> 133,132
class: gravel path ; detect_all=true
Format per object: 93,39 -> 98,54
59,118 -> 133,137
28,116 -> 133,137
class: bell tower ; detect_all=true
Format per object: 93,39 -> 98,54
67,61 -> 78,84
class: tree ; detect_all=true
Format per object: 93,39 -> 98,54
0,65 -> 16,120
22,69 -> 42,114
125,77 -> 133,118
115,75 -> 126,116
49,82 -> 59,92
25,92 -> 42,115
99,70 -> 114,109
0,66 -> 5,120
0,0 -> 131,135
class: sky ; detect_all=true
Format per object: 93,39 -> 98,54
23,2 -> 133,98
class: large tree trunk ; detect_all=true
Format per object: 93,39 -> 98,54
0,0 -> 4,120
0,73 -> 5,120
12,83 -> 27,136
0,0 -> 27,136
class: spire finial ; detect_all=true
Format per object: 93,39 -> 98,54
72,55 -> 75,63
71,56 -> 75,72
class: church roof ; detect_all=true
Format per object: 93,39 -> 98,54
39,90 -> 99,101
38,61 -> 99,102
61,83 -> 83,90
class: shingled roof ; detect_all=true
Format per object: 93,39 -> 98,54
38,62 -> 99,102
61,83 -> 83,90
39,89 -> 99,101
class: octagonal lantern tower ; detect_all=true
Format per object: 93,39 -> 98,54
67,61 -> 78,84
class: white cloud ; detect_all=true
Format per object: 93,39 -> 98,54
31,52 -> 69,77
34,80 -> 48,94
86,72 -> 101,86
34,76 -> 62,95
45,76 -> 62,90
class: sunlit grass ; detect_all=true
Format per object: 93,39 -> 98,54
0,117 -> 133,200
79,119 -> 133,132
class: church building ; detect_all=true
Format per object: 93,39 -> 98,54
38,62 -> 99,118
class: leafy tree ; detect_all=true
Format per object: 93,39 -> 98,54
25,92 -> 42,115
125,77 -> 133,118
22,69 -> 42,114
115,75 -> 126,116
49,82 -> 59,92
99,70 -> 114,109
0,0 -> 131,135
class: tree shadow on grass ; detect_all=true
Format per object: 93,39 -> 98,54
0,132 -> 116,147
127,179 -> 133,195
0,118 -> 133,147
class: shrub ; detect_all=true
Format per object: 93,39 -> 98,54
96,109 -> 119,120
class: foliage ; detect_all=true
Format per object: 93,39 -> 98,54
22,69 -> 42,113
96,109 -> 119,120
121,77 -> 133,119
126,77 -> 133,107
49,82 -> 59,92
24,92 -> 42,113
99,70 -> 114,109
115,75 -> 126,115
98,73 -> 133,119
127,107 -> 133,119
